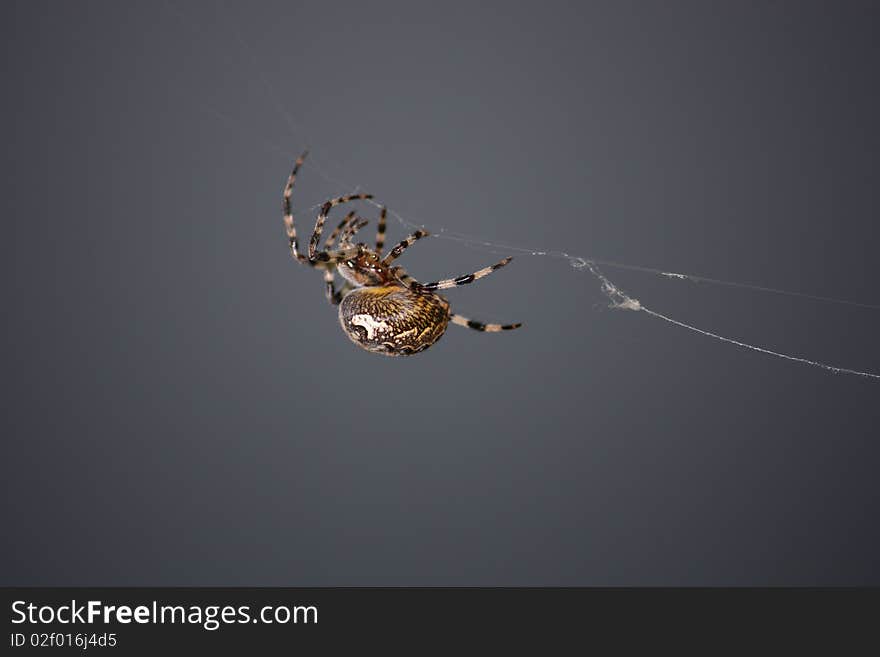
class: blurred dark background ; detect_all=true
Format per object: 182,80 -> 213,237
2,0 -> 879,585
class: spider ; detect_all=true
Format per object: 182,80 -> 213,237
282,151 -> 522,356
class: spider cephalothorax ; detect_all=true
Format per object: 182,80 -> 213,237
282,151 -> 521,356
337,248 -> 393,287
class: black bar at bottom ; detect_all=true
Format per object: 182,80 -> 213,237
2,588 -> 876,652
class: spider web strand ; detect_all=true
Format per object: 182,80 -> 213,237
577,260 -> 880,381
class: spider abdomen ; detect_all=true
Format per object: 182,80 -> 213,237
338,285 -> 450,356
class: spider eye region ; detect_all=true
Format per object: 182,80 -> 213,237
339,257 -> 386,287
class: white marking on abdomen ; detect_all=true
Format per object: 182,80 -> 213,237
351,314 -> 391,340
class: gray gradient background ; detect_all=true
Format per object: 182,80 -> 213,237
3,0 -> 879,585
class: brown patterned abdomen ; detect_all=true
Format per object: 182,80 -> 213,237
338,285 -> 450,356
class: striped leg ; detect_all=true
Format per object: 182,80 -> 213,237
310,245 -> 362,265
340,217 -> 370,247
398,257 -> 513,292
324,211 -> 357,250
324,269 -> 352,305
389,266 -> 419,290
282,150 -> 310,263
380,229 -> 430,266
375,206 -> 387,252
308,193 -> 374,261
450,314 -> 521,332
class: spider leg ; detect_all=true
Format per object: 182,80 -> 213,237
450,314 -> 521,332
282,150 -> 310,263
395,257 -> 513,291
380,229 -> 430,266
323,211 -> 357,250
389,265 -> 418,288
282,153 -> 364,266
310,245 -> 362,265
391,266 -> 522,333
340,217 -> 370,247
375,206 -> 387,252
309,193 -> 374,261
390,266 -> 521,330
323,268 -> 352,305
